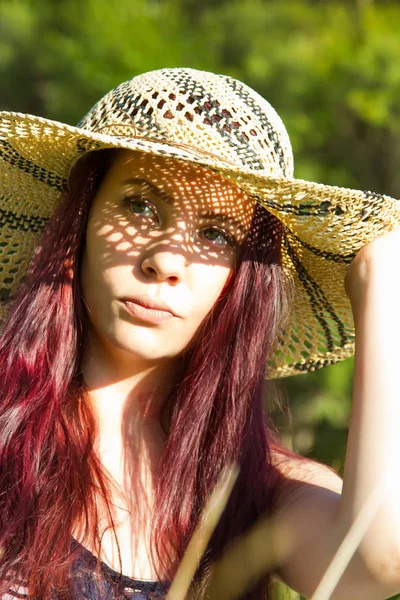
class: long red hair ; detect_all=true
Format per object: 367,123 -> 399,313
0,149 -> 303,599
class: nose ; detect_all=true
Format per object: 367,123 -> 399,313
141,247 -> 189,285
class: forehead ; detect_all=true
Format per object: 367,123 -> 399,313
106,150 -> 256,230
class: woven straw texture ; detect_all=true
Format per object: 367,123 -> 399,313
1,67 -> 400,378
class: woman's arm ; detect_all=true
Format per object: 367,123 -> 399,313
338,227 -> 400,581
273,228 -> 400,599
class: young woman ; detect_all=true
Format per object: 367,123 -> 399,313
1,67 -> 400,600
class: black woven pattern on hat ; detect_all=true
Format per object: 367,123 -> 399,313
0,206 -> 49,233
254,196 -> 344,217
78,78 -> 166,138
83,72 -> 265,171
0,140 -> 68,192
262,191 -> 388,219
252,195 -> 356,263
285,229 -> 356,264
292,355 -> 338,373
362,189 -> 392,204
113,81 -> 166,135
169,70 -> 265,170
224,76 -> 287,175
78,86 -> 168,145
76,138 -> 104,155
282,229 -> 348,352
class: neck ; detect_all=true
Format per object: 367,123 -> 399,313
81,324 -> 182,482
75,325 -> 183,576
82,323 -> 180,418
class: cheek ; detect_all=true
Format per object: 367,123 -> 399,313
89,218 -> 154,259
80,224 -> 120,315
191,264 -> 233,316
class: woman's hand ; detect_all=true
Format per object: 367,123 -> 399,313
345,227 -> 400,324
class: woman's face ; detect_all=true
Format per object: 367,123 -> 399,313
81,150 -> 255,363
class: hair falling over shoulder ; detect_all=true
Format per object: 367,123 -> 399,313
0,149 -> 300,600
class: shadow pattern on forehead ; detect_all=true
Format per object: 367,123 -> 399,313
121,150 -> 255,223
87,150 -> 257,272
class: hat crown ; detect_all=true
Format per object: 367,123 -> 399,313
78,67 -> 294,178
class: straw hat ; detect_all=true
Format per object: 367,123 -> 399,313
1,67 -> 399,378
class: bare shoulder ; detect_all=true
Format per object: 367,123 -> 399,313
269,452 -> 397,599
270,450 -> 344,583
271,450 -> 343,511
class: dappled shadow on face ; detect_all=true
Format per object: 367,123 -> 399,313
69,152 -> 289,575
84,150 -> 257,278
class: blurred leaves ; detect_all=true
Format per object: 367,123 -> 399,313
0,0 -> 207,121
275,358 -> 354,475
3,0 -> 400,188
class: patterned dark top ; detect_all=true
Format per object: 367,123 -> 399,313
68,540 -> 169,599
5,540 -> 169,599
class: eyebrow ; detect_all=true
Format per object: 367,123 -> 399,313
122,177 -> 175,205
121,177 -> 249,236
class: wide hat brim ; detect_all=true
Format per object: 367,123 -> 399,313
1,111 -> 400,378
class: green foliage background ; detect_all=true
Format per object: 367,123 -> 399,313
1,0 -> 399,597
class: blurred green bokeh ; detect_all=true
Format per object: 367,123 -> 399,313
2,0 -> 400,597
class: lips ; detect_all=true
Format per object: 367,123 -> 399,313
120,296 -> 177,316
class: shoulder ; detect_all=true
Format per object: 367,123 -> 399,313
271,450 -> 343,504
269,453 -> 398,599
269,453 -> 345,595
270,451 -> 343,560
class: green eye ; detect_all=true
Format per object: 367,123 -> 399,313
124,195 -> 158,220
200,227 -> 236,247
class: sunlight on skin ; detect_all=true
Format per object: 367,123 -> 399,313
81,150 -> 256,384
75,150 -> 256,580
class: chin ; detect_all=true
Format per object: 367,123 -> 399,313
113,327 -> 185,362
